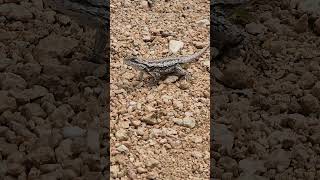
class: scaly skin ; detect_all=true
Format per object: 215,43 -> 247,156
124,45 -> 209,85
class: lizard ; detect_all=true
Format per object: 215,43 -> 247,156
44,0 -> 110,64
124,44 -> 209,86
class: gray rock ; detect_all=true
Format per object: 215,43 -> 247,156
0,91 -> 16,113
294,14 -> 308,33
245,22 -> 266,35
0,58 -> 16,71
173,117 -> 196,128
35,34 -> 79,58
87,129 -> 99,153
298,0 -> 320,16
239,158 -> 266,175
0,3 -> 33,21
22,103 -> 47,119
0,72 -> 27,90
63,126 -> 86,138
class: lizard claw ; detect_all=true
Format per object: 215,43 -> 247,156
182,73 -> 192,81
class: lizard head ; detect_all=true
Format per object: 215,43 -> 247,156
124,56 -> 146,70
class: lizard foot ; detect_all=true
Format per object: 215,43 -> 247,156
181,73 -> 192,81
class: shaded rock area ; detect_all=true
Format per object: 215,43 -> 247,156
0,0 -> 108,179
212,0 -> 320,179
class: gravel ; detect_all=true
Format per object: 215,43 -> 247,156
111,0 -> 210,179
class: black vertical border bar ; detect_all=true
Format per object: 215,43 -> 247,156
105,0 -> 111,178
210,0 -> 214,178
209,0 -> 214,179
94,0 -> 110,178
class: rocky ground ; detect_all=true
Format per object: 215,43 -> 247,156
212,0 -> 320,179
0,0 -> 108,179
110,0 -> 210,179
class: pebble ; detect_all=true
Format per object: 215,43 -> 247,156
245,22 -> 266,35
191,151 -> 203,158
295,14 -> 308,33
169,40 -> 184,54
115,129 -> 128,141
164,76 -> 179,83
173,117 -> 196,128
62,126 -> 86,138
117,145 -> 129,153
137,167 -> 147,174
196,19 -> 210,26
142,113 -> 159,125
141,0 -> 149,9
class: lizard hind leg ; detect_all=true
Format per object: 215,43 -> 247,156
175,65 -> 191,81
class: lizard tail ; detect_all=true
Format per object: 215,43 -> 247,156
179,44 -> 210,63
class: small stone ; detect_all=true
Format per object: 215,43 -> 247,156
169,40 -> 184,54
87,129 -> 99,153
300,94 -> 319,114
245,22 -> 266,35
137,167 -> 147,174
173,100 -> 183,109
299,72 -> 315,89
147,172 -> 158,179
143,35 -> 153,42
7,163 -> 25,176
141,0 -> 149,9
218,157 -> 237,171
0,58 -> 16,71
146,158 -> 160,168
0,3 -> 33,21
0,72 -> 27,90
110,165 -> 119,178
123,0 -> 131,7
191,151 -> 203,158
239,158 -> 266,174
0,91 -> 16,113
117,145 -> 129,153
142,113 -> 158,125
203,60 -> 210,68
164,76 -> 179,83
173,117 -> 196,128
115,129 -> 128,141
56,14 -> 71,25
196,19 -> 210,26
295,14 -> 308,33
131,120 -> 141,127
62,126 -> 86,138
22,103 -> 46,119
266,148 -> 290,172
191,136 -> 203,143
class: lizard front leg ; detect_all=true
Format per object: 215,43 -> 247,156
149,72 -> 161,86
175,65 -> 191,81
137,71 -> 144,81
